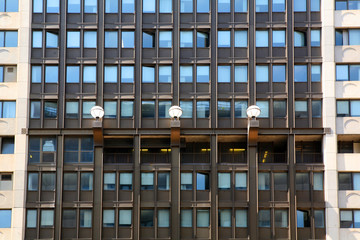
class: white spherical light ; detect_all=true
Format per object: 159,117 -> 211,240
246,105 -> 261,118
90,106 -> 105,119
168,105 -> 183,119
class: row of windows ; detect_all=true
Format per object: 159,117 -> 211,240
339,172 -> 360,190
29,99 -> 322,120
30,64 -> 321,84
337,100 -> 360,117
336,29 -> 360,46
336,65 -> 360,81
32,0 -> 321,14
336,0 -> 360,10
341,210 -> 360,228
0,31 -> 17,47
0,0 -> 18,12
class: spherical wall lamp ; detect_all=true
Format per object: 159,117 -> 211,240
90,106 -> 105,120
168,105 -> 183,119
246,105 -> 261,119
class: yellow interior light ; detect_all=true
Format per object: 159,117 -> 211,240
141,149 -> 149,152
230,148 -> 245,152
201,149 -> 211,152
161,149 -> 171,152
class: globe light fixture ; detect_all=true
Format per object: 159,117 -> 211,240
246,105 -> 261,119
90,106 -> 105,119
168,105 -> 183,119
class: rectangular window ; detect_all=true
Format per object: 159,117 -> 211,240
274,172 -> 287,190
196,66 -> 210,83
218,0 -> 230,12
159,101 -> 171,118
218,101 -> 231,118
0,66 -> 16,83
121,66 -> 134,83
235,172 -> 247,190
141,172 -> 154,190
314,210 -> 325,228
273,0 -> 285,12
180,101 -> 193,118
46,0 -> 59,13
337,100 -> 350,117
103,210 -> 115,227
294,0 -> 306,11
235,65 -> 248,82
313,172 -> 323,190
45,65 -> 58,83
274,100 -> 287,118
105,0 -> 118,13
259,210 -> 270,227
0,0 -> 18,12
160,0 -> 172,13
311,65 -> 321,82
219,209 -> 231,227
119,209 -> 132,226
63,173 -> 77,190
64,137 -> 94,163
218,31 -> 230,47
119,173 -> 132,190
181,209 -> 192,227
104,66 -> 118,83
142,66 -> 155,83
46,31 -> 58,48
33,0 -> 43,12
295,101 -> 308,118
1,137 -> 14,154
158,209 -> 170,227
68,0 -> 80,13
28,137 -> 56,164
28,173 -> 38,191
196,172 -> 209,190
273,65 -> 286,82
84,31 -> 97,48
122,0 -> 134,13
66,66 -> 80,83
337,65 -> 360,81
181,0 -> 193,12
121,101 -> 134,118
197,209 -> 210,227
67,31 -> 80,48
143,32 -> 155,48
82,101 -> 95,118
311,0 -> 320,11
180,31 -> 193,48
258,172 -> 270,190
105,31 -> 118,48
0,173 -> 12,190
197,0 -> 209,12
235,30 -> 248,47
349,29 -> 360,45
256,0 -> 268,12
143,0 -> 155,13
159,66 -> 172,83
339,172 -> 360,190
158,172 -> 170,190
312,100 -> 322,118
256,101 -> 269,118
104,173 -> 116,190
44,101 -> 57,119
340,210 -> 353,228
297,210 -> 310,228
197,101 -> 210,118
84,0 -> 97,13
42,173 -> 55,191
256,30 -> 268,47
197,31 -> 209,47
181,173 -> 192,190
275,210 -> 288,227
122,31 -> 134,48
32,31 -> 42,48
295,65 -> 308,82
218,66 -> 230,83
32,66 -> 41,83
296,173 -> 310,190
294,31 -> 306,47
235,0 -> 247,12
311,30 -> 321,46
83,66 -> 96,83
30,100 -> 40,118
81,172 -> 93,190
62,210 -> 76,228
140,209 -> 154,226
80,209 -> 92,227
142,101 -> 155,118
180,66 -> 193,83
236,210 -> 247,227
218,173 -> 231,190
40,209 -> 54,227
273,30 -> 285,47
256,65 -> 269,82
104,101 -> 117,119
26,210 -> 37,228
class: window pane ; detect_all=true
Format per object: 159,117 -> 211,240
180,101 -> 193,118
120,173 -> 133,190
235,30 -> 248,47
354,173 -> 360,190
46,0 -> 59,13
236,210 -> 247,227
296,173 -> 310,190
311,65 -> 321,82
197,101 -> 210,118
46,31 -> 58,48
294,65 -> 307,82
218,0 -> 230,12
33,31 -> 42,48
158,173 -> 170,190
119,209 -> 132,226
159,66 -> 172,83
140,209 -> 154,226
40,210 -> 54,227
122,31 -> 134,48
294,31 -> 306,47
67,31 -> 80,48
275,210 -> 288,227
158,209 -> 170,227
80,209 -> 92,227
142,101 -> 155,118
256,31 -> 268,47
27,210 -> 37,228
160,0 -> 172,12
273,30 -> 285,47
68,0 -> 80,13
297,210 -> 310,227
218,101 -> 231,118
104,173 -> 115,190
234,101 -> 248,118
84,31 -> 97,48
2,101 -> 16,118
294,0 -> 306,11
32,66 -> 41,83
197,0 -> 209,12
84,0 -> 97,13
197,66 -> 209,83
256,0 -> 268,12
295,101 -> 308,118
314,210 -> 325,228
159,101 -> 171,118
311,30 -> 321,46
274,100 -> 286,118
258,172 -> 270,190
259,210 -> 270,227
121,66 -> 134,83
235,172 -> 247,190
337,101 -> 350,117
350,65 -> 360,81
273,65 -> 286,82
218,66 -> 230,83
235,0 -> 247,12
33,0 -> 43,12
274,173 -> 288,190
105,31 -> 118,48
143,32 -> 154,48
235,65 -> 247,82
180,66 -> 193,83
218,173 -> 231,190
63,210 -> 76,228
28,173 -> 38,191
350,100 -> 360,116
311,0 -> 320,11
197,173 -> 209,190
141,173 -> 154,190
1,138 -> 14,154
104,66 -> 117,83
197,209 -> 210,227
81,173 -> 93,190
197,32 -> 209,47
273,0 -> 285,11
336,30 -> 343,46
31,101 -> 40,119
64,173 -> 77,190
44,101 -> 57,118
354,211 -> 360,228
181,0 -> 193,12
142,66 -> 155,83
42,173 -> 55,191
181,173 -> 192,190
219,209 -> 231,227
180,31 -> 193,48
349,0 -> 360,10
105,0 -> 118,13
181,209 -> 192,227
218,31 -> 230,47
66,66 -> 80,83
45,66 -> 58,83
82,101 -> 95,118
349,29 -> 360,45
143,0 -> 155,12
83,66 -> 96,83
256,65 -> 269,82
122,0 -> 134,13
104,101 -> 117,118
313,172 -> 323,190
256,101 -> 269,118
312,100 -> 322,118
121,101 -> 134,118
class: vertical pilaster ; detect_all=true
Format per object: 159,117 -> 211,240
171,146 -> 180,239
288,134 -> 297,240
248,142 -> 258,240
92,146 -> 104,239
54,135 -> 63,240
133,135 -> 141,239
210,135 -> 218,239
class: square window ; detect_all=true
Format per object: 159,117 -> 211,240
83,66 -> 96,83
181,173 -> 192,190
275,210 -> 288,227
45,66 -> 58,83
121,66 -> 134,83
122,31 -> 134,48
218,31 -> 230,47
80,209 -> 92,227
159,66 -> 172,83
82,101 -> 96,118
104,101 -> 117,118
295,101 -> 308,118
63,209 -> 76,228
141,172 -> 154,190
142,66 -> 155,83
142,101 -> 155,118
218,66 -> 231,83
140,209 -> 154,226
180,31 -> 193,48
235,30 -> 248,47
256,65 -> 269,82
121,101 -> 134,118
46,31 -> 58,48
181,209 -> 192,227
33,0 -> 43,13
258,172 -> 270,190
119,173 -> 133,190
180,66 -> 193,83
122,0 -> 134,13
197,32 -> 209,47
196,172 -> 209,190
218,101 -> 231,118
294,0 -> 306,11
235,65 -> 248,82
1,137 -> 14,154
273,0 -> 285,12
67,31 -> 80,48
66,66 -> 80,83
84,31 -> 97,48
46,0 -> 59,13
235,0 -> 247,12
256,30 -> 268,47
196,66 -> 210,83
256,0 -> 268,12
32,31 -> 42,48
44,101 -> 57,119
40,210 -> 54,227
236,210 -> 247,227
219,209 -> 231,227
143,0 -> 155,13
66,101 -> 78,118
259,210 -> 270,227
105,0 -> 118,13
197,0 -> 209,12
84,0 -> 97,13
197,209 -> 210,227
235,101 -> 248,118
218,0 -> 230,12
294,31 -> 306,47
197,101 -> 210,118
180,0 -> 193,12
143,32 -> 155,48
68,0 -> 80,13
119,209 -> 132,226
180,101 -> 193,118
273,65 -> 286,82
218,173 -> 231,190
311,30 -> 321,46
294,65 -> 307,82
160,0 -> 172,13
105,31 -> 118,48
81,173 -> 93,190
104,173 -> 116,190
273,30 -> 285,47
273,100 -> 287,118
104,66 -> 118,83
26,210 -> 37,228
63,173 -> 77,190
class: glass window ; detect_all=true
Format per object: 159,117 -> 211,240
235,172 -> 247,190
181,209 -> 192,227
273,0 -> 285,12
296,173 -> 310,190
26,210 -> 37,228
46,31 -> 58,48
122,31 -> 134,48
67,31 -> 80,48
297,210 -> 310,227
81,173 -> 93,190
294,31 -> 306,47
218,66 -> 231,83
30,101 -> 40,119
181,0 -> 193,12
159,101 -> 171,118
28,173 -> 39,191
337,101 -> 349,117
121,101 -> 134,118
340,210 -> 353,228
66,66 -> 80,83
180,31 -> 193,48
180,66 -> 193,83
0,101 -> 16,118
218,0 -> 230,12
259,210 -> 270,227
274,173 -> 288,190
311,0 -> 320,11
104,101 -> 117,118
197,32 -> 209,47
235,65 -> 248,82
32,66 -> 41,83
197,172 -> 209,190
45,66 -> 58,83
143,0 -> 155,13
180,101 -> 193,118
197,66 -> 209,83
349,0 -> 360,10
121,66 -> 134,83
68,0 -> 80,13
256,30 -> 268,47
159,66 -> 172,83
82,101 -> 95,119
350,65 -> 360,81
103,210 -> 114,227
273,30 -> 285,47
197,101 -> 210,118
63,173 -> 77,191
105,31 -> 118,48
1,137 -> 14,154
158,172 -> 170,190
197,0 -> 209,12
275,210 -> 288,227
158,209 -> 170,227
257,101 -> 269,118
119,209 -> 132,226
0,174 -> 11,190
236,210 -> 247,227
256,65 -> 269,82
119,173 -> 132,190
122,0 -> 134,13
84,0 -> 97,13
313,172 -> 323,190
312,100 -> 322,118
0,0 -> 18,12
104,173 -> 115,190
105,0 -> 118,13
349,29 -> 360,45
274,100 -> 287,118
197,209 -> 210,227
273,65 -> 286,82
33,0 -> 43,12
44,101 -> 57,119
295,101 -> 308,118
140,209 -> 154,226
314,210 -> 325,228
235,101 -> 248,118
311,65 -> 321,82
83,66 -> 96,83
141,172 -> 154,190
42,173 -> 55,191
1,31 -> 17,47
294,0 -> 306,11
256,0 -> 268,12
311,30 -> 321,46
218,101 -> 231,118
142,101 -> 155,118
351,101 -> 360,117
235,0 -> 247,12
62,210 -> 76,228
218,173 -> 231,190
336,30 -> 343,46
160,0 -> 172,13
46,0 -> 59,13
80,209 -> 92,227
32,31 -> 42,48
219,209 -> 231,227
104,66 -> 117,83
84,31 -> 97,48
294,65 -> 307,82
40,210 -> 54,227
218,31 -> 230,47
143,32 -> 155,48
181,173 -> 192,190
258,172 -> 270,190
159,31 -> 172,48
235,30 -> 248,47
142,66 -> 155,83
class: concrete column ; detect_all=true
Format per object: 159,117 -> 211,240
92,146 -> 103,239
